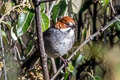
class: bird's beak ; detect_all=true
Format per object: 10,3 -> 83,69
70,24 -> 76,29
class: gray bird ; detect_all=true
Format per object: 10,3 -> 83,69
21,16 -> 76,69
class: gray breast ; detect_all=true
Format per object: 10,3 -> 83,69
43,27 -> 75,58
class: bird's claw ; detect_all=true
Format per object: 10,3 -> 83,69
60,56 -> 68,67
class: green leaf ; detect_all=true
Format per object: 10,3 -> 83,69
40,3 -> 45,12
52,0 -> 67,23
67,62 -> 74,72
115,21 -> 120,38
95,76 -> 101,80
115,22 -> 120,31
104,0 -> 109,6
69,0 -> 82,14
17,11 -> 34,36
64,62 -> 74,80
2,30 -> 9,45
6,22 -> 11,30
72,54 -> 84,75
59,0 -> 67,16
100,0 -> 110,7
83,25 -> 87,39
25,40 -> 34,56
41,13 -> 50,32
64,71 -> 69,80
11,27 -> 17,41
75,54 -> 83,67
52,4 -> 59,23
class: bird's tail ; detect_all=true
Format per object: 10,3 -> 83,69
21,50 -> 40,70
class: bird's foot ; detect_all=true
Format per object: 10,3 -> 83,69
60,56 -> 68,67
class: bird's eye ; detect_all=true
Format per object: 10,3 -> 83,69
66,22 -> 75,29
66,22 -> 74,26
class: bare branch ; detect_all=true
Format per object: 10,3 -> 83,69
51,58 -> 57,74
33,0 -> 49,80
110,0 -> 116,14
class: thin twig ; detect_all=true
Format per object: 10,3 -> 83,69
110,0 -> 116,14
46,3 -> 49,15
0,24 -> 7,80
15,45 -> 22,60
48,1 -> 56,17
51,15 -> 120,80
33,0 -> 49,80
50,58 -> 57,74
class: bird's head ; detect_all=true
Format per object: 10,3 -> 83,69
55,16 -> 76,30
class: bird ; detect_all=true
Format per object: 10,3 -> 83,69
21,16 -> 76,70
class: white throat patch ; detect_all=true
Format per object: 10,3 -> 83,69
60,27 -> 71,32
60,27 -> 74,36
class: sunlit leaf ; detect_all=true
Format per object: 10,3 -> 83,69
17,11 -> 34,36
64,62 -> 74,80
11,27 -> 17,41
40,3 -> 45,12
41,13 -> 50,32
67,62 -> 74,72
104,0 -> 109,6
100,0 -> 110,7
64,71 -> 69,80
70,0 -> 82,14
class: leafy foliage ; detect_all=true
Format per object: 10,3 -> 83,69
0,0 -> 120,80
41,12 -> 50,32
52,0 -> 67,23
17,11 -> 34,37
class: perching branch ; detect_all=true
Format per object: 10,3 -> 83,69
50,58 -> 57,74
33,0 -> 49,80
51,15 -> 120,80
